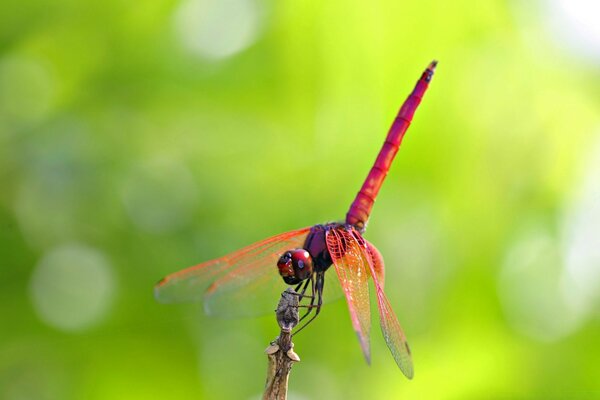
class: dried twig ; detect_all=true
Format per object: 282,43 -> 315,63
263,288 -> 301,400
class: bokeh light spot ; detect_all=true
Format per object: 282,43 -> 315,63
546,0 -> 600,64
121,158 -> 198,234
29,244 -> 116,332
498,230 -> 584,342
13,121 -> 96,249
173,0 -> 262,60
561,132 -> 600,317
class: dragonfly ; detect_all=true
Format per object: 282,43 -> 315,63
155,61 -> 437,379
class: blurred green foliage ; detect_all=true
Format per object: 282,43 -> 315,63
1,0 -> 600,398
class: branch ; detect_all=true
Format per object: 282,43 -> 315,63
263,288 -> 301,400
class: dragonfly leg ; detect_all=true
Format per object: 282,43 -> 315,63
292,272 -> 324,336
298,274 -> 317,322
291,279 -> 314,302
297,278 -> 312,301
294,282 -> 303,292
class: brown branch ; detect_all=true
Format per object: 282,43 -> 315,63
263,288 -> 301,400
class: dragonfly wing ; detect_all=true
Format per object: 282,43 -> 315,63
155,227 -> 311,317
321,266 -> 344,303
352,230 -> 414,378
365,239 -> 385,289
326,227 -> 371,363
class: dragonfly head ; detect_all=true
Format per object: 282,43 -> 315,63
277,249 -> 314,285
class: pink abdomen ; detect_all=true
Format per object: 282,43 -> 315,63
346,61 -> 437,231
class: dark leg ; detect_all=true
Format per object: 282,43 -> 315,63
297,278 -> 312,301
292,272 -> 325,336
298,274 -> 317,322
291,278 -> 313,302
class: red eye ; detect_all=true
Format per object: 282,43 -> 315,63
292,250 -> 309,268
277,252 -> 295,281
290,249 -> 313,281
277,249 -> 314,284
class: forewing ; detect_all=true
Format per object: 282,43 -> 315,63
326,227 -> 371,363
352,230 -> 414,378
155,227 -> 311,317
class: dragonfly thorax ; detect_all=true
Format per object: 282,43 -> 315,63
277,249 -> 314,285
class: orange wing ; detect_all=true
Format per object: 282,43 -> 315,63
365,239 -> 385,289
154,227 -> 311,317
326,227 -> 372,363
351,229 -> 414,378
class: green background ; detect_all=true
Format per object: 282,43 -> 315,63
2,0 -> 600,398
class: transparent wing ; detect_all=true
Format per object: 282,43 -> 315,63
321,266 -> 344,303
325,227 -> 371,363
352,229 -> 414,379
365,239 -> 385,289
205,228 -> 344,317
154,227 -> 311,317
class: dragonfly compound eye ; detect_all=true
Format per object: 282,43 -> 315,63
291,249 -> 313,281
277,249 -> 313,285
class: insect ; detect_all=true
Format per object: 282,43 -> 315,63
155,61 -> 437,379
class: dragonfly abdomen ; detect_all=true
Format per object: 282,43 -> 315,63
346,61 -> 437,232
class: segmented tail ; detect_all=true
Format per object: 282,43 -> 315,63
346,61 -> 437,232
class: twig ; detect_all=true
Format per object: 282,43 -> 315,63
263,288 -> 301,400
